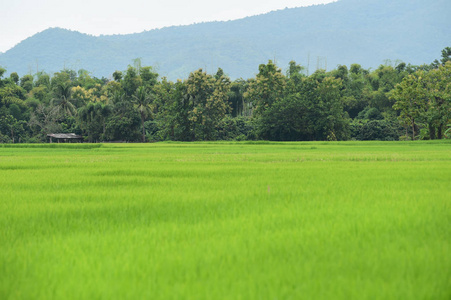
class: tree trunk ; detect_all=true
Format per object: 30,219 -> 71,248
429,123 -> 436,140
141,112 -> 145,143
438,125 -> 443,139
412,118 -> 415,141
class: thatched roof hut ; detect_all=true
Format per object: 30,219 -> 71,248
47,133 -> 83,143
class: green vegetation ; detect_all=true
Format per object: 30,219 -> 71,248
0,48 -> 450,143
0,141 -> 450,299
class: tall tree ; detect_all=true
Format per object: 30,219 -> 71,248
244,61 -> 286,116
432,47 -> 451,67
258,69 -> 349,141
132,86 -> 153,142
186,69 -> 231,140
123,66 -> 142,96
51,81 -> 77,117
19,75 -> 34,93
391,73 -> 427,140
78,102 -> 112,142
421,62 -> 451,139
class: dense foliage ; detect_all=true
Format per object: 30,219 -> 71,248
0,48 -> 450,143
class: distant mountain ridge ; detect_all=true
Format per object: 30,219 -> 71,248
0,0 -> 449,80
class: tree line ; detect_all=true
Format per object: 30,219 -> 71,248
0,48 -> 450,143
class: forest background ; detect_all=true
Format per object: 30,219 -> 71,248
0,47 -> 450,143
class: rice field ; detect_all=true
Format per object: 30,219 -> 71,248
1,141 -> 450,299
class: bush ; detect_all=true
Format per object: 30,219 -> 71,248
216,116 -> 255,140
356,107 -> 384,120
352,119 -> 402,141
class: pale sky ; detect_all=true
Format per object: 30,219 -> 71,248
0,0 -> 336,53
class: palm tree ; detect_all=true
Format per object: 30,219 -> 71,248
78,102 -> 112,142
96,103 -> 112,139
132,86 -> 153,142
78,103 -> 96,141
110,90 -> 126,105
51,81 -> 77,116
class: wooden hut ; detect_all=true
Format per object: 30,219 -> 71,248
47,133 -> 83,143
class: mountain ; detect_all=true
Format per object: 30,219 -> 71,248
0,0 -> 449,80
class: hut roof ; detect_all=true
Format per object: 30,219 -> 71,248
47,133 -> 83,139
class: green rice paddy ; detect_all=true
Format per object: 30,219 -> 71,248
1,141 -> 450,299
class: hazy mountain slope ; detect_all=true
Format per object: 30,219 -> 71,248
0,0 -> 449,80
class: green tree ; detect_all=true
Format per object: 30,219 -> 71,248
29,86 -> 50,103
0,84 -> 27,107
421,62 -> 451,139
151,78 -> 177,140
342,64 -> 372,118
244,60 -> 286,116
432,47 -> 451,67
10,73 -> 19,85
228,79 -> 248,117
186,69 -> 231,140
0,68 -> 6,81
0,106 -> 27,143
78,102 -> 112,142
153,78 -> 193,141
258,94 -> 311,141
51,81 -> 77,116
35,72 -> 51,88
112,71 -> 123,82
314,76 -> 350,140
367,65 -> 405,112
123,66 -> 142,96
105,88 -> 141,142
391,73 -> 427,140
258,72 -> 349,141
140,66 -> 158,88
132,86 -> 154,142
20,75 -> 34,93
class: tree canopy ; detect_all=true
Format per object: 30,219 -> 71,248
0,48 -> 450,143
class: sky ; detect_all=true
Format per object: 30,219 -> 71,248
0,0 -> 336,53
